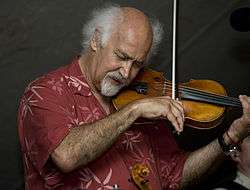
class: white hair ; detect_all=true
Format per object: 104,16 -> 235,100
82,4 -> 122,51
81,5 -> 164,61
147,17 -> 164,62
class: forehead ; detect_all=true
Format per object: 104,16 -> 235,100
110,24 -> 152,60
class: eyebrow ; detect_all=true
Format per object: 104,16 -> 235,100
115,49 -> 144,65
115,49 -> 134,60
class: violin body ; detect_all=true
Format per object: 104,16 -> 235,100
112,69 -> 229,129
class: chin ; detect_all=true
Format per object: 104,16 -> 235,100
101,87 -> 120,97
100,83 -> 124,97
100,74 -> 128,97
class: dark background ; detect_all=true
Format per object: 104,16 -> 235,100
0,0 -> 250,189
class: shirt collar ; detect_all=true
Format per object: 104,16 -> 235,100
65,57 -> 92,97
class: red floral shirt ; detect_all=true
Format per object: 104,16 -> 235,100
17,58 -> 188,190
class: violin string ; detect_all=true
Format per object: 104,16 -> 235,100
153,81 -> 241,102
162,86 -> 241,107
181,91 -> 242,107
155,85 -> 242,107
152,82 -> 242,107
155,83 -> 242,107
157,81 -> 240,102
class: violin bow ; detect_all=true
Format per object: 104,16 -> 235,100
172,0 -> 178,100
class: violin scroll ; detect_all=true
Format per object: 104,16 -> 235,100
131,164 -> 151,190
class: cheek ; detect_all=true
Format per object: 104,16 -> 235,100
98,56 -> 118,76
102,53 -> 121,71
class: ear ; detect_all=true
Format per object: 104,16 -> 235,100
90,29 -> 102,51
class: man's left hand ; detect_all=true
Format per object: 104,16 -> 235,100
227,95 -> 250,143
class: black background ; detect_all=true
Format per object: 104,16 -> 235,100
0,0 -> 250,189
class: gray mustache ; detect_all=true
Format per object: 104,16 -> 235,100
107,72 -> 128,85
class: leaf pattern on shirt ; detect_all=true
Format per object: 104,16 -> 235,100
25,84 -> 44,100
23,153 -> 36,188
79,106 -> 102,123
121,131 -> 142,151
93,168 -> 113,190
24,76 -> 45,97
79,168 -> 94,189
24,137 -> 38,165
160,155 -> 178,177
79,168 -> 113,190
44,168 -> 64,189
47,77 -> 64,95
64,75 -> 90,92
160,155 -> 181,190
131,148 -> 155,172
20,94 -> 38,119
57,105 -> 84,128
67,118 -> 85,128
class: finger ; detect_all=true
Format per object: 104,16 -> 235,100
159,96 -> 183,131
166,111 -> 182,132
171,105 -> 183,129
170,101 -> 184,130
172,100 -> 185,121
239,95 -> 250,114
161,96 -> 185,117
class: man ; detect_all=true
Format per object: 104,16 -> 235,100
212,137 -> 250,190
17,5 -> 250,190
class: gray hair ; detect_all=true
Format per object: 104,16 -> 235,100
147,17 -> 164,62
81,5 -> 163,62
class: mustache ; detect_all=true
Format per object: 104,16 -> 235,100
106,71 -> 128,85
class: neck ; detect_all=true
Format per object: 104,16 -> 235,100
79,52 -> 112,114
79,53 -> 97,91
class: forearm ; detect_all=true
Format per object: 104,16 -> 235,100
52,103 -> 139,172
179,133 -> 232,189
180,95 -> 250,188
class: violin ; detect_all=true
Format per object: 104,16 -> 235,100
112,69 -> 242,129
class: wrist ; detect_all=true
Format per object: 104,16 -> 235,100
218,132 -> 240,156
223,131 -> 237,145
226,129 -> 243,144
128,101 -> 142,119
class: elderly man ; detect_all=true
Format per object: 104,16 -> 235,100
17,5 -> 250,190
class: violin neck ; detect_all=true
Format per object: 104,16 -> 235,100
179,89 -> 241,108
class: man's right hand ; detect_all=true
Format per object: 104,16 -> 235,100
131,96 -> 185,132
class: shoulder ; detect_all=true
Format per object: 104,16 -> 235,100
22,59 -> 82,100
23,58 -> 90,99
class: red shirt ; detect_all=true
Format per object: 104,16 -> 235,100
17,58 -> 188,190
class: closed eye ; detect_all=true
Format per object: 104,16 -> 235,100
114,50 -> 144,68
114,52 -> 130,61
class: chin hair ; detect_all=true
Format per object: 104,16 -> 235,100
100,78 -> 125,97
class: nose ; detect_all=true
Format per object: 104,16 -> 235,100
119,61 -> 133,79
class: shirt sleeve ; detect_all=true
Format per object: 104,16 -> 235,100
19,80 -> 75,173
151,121 -> 189,190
